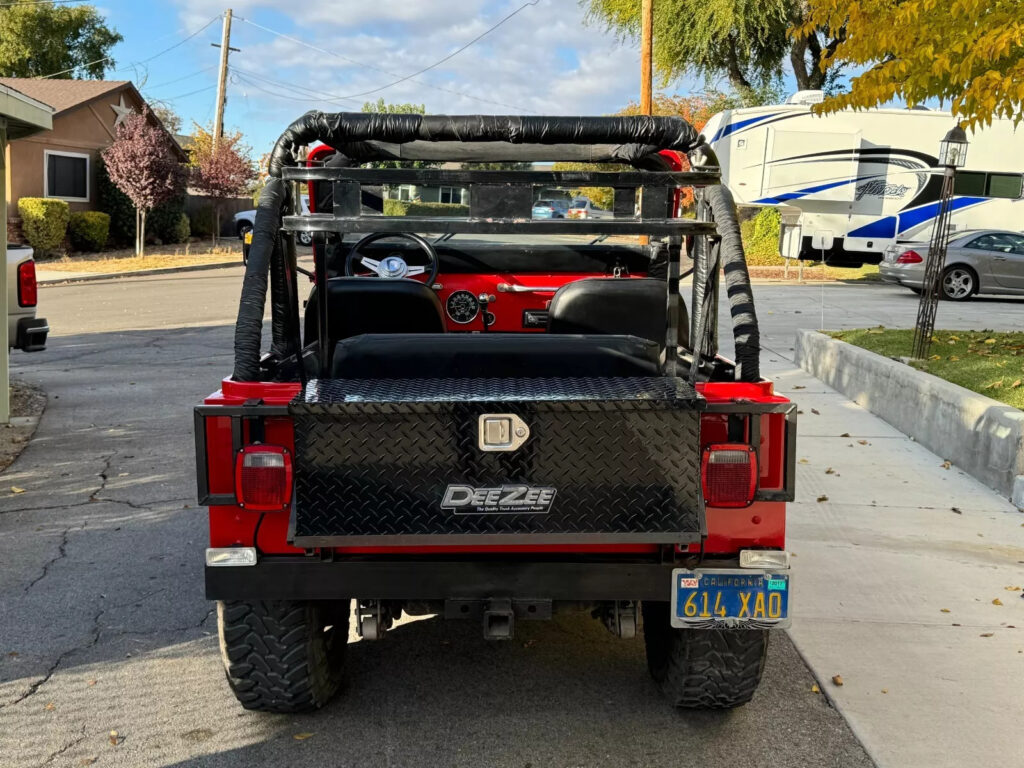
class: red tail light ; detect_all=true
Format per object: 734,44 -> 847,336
235,445 -> 292,511
896,250 -> 923,264
17,260 -> 37,307
701,444 -> 757,508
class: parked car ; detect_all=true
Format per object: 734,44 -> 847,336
879,229 -> 1024,300
236,194 -> 312,246
531,199 -> 569,219
7,244 -> 47,352
567,197 -> 611,219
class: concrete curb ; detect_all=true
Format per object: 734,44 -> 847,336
37,259 -> 241,285
795,329 -> 1024,508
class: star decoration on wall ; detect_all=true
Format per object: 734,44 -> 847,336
111,95 -> 133,128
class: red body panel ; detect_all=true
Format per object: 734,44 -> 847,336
203,377 -> 788,556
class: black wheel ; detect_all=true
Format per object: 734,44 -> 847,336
641,601 -> 768,709
297,232 -> 313,247
217,600 -> 349,713
908,287 -> 923,295
940,265 -> 977,301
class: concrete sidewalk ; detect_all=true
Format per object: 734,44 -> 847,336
767,357 -> 1024,768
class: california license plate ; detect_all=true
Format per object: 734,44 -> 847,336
671,569 -> 791,629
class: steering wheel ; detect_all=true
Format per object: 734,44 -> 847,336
344,232 -> 439,284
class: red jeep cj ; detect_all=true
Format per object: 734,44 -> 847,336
195,113 -> 796,713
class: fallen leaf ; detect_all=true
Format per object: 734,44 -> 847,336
78,759 -> 97,767
293,733 -> 314,741
992,598 -> 1003,606
839,432 -> 851,437
941,460 -> 952,469
984,338 -> 996,344
10,486 -> 25,494
951,507 -> 962,514
1005,586 -> 1021,591
87,679 -> 97,686
44,702 -> 55,711
811,408 -> 821,415
811,683 -> 820,693
952,623 -> 961,626
929,354 -> 941,360
857,439 -> 868,445
825,467 -> 835,475
979,632 -> 994,637
108,730 -> 120,746
792,385 -> 806,390
831,674 -> 844,686
798,458 -> 809,464
881,689 -> 888,694
817,495 -> 829,503
1012,380 -> 1022,389
983,380 -> 1003,390
940,608 -> 951,613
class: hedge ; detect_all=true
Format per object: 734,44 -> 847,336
383,200 -> 470,217
740,208 -> 786,265
68,211 -> 110,252
18,197 -> 70,252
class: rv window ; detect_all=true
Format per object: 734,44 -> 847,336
986,174 -> 1023,200
954,172 -> 986,196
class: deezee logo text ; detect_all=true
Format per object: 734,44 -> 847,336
441,484 -> 556,514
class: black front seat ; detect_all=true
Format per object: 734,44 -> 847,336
547,278 -> 688,348
305,277 -> 445,350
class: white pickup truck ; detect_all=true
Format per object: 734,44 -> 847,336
7,244 -> 47,352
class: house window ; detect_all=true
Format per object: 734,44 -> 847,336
398,184 -> 415,202
440,186 -> 464,205
44,151 -> 90,202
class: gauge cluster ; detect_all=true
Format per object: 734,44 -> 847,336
445,290 -> 480,324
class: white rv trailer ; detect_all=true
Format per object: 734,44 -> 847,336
703,94 -> 1024,266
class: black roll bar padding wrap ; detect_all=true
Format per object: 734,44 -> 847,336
703,184 -> 760,382
267,112 -> 703,176
233,176 -> 285,382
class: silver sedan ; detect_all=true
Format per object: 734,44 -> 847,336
879,229 -> 1024,301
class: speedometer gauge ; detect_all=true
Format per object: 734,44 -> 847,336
445,290 -> 480,324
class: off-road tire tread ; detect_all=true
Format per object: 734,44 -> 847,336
218,600 -> 347,713
642,601 -> 768,709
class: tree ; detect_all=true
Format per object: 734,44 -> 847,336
553,93 -> 735,211
581,0 -> 844,98
0,0 -> 121,79
150,102 -> 182,135
360,99 -> 439,169
101,111 -> 184,256
189,123 -> 257,244
799,0 -> 1024,127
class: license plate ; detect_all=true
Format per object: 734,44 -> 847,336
671,569 -> 790,629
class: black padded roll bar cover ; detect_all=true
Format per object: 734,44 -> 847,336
232,176 -> 285,382
269,112 -> 702,176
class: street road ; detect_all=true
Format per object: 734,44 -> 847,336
2,267 -> 1018,767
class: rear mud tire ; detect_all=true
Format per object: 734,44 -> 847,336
641,601 -> 768,709
217,600 -> 349,713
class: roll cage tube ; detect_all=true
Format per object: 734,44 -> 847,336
232,112 -> 759,383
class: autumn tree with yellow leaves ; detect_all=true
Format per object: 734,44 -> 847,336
799,0 -> 1024,127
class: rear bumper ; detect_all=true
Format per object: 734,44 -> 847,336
878,263 -> 924,287
206,556 -> 692,602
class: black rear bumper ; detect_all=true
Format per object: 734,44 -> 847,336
16,317 -> 48,352
206,556 -> 686,602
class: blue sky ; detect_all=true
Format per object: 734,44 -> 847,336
94,0 -> 708,157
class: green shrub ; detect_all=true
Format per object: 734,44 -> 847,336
740,207 -> 784,264
18,197 -> 70,252
168,212 -> 190,243
67,211 -> 110,252
149,193 -> 189,244
383,200 -> 469,217
189,204 -> 215,238
752,207 -> 781,242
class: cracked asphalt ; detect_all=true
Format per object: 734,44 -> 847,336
0,267 -> 875,768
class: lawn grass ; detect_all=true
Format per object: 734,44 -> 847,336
37,243 -> 242,273
829,328 -> 1024,409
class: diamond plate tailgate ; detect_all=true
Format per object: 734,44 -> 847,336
289,377 -> 705,546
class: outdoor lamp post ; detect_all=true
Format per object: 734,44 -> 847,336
912,125 -> 969,360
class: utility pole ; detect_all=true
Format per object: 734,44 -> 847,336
639,0 -> 653,244
640,0 -> 653,116
212,9 -> 235,150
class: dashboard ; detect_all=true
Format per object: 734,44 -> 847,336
433,272 -> 630,333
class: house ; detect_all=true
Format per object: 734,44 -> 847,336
0,78 -> 185,239
383,162 -> 469,206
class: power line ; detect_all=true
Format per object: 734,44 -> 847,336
146,65 -> 216,90
231,66 -> 363,106
161,83 -> 217,101
137,14 -> 220,64
339,0 -> 539,100
235,15 -> 534,113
